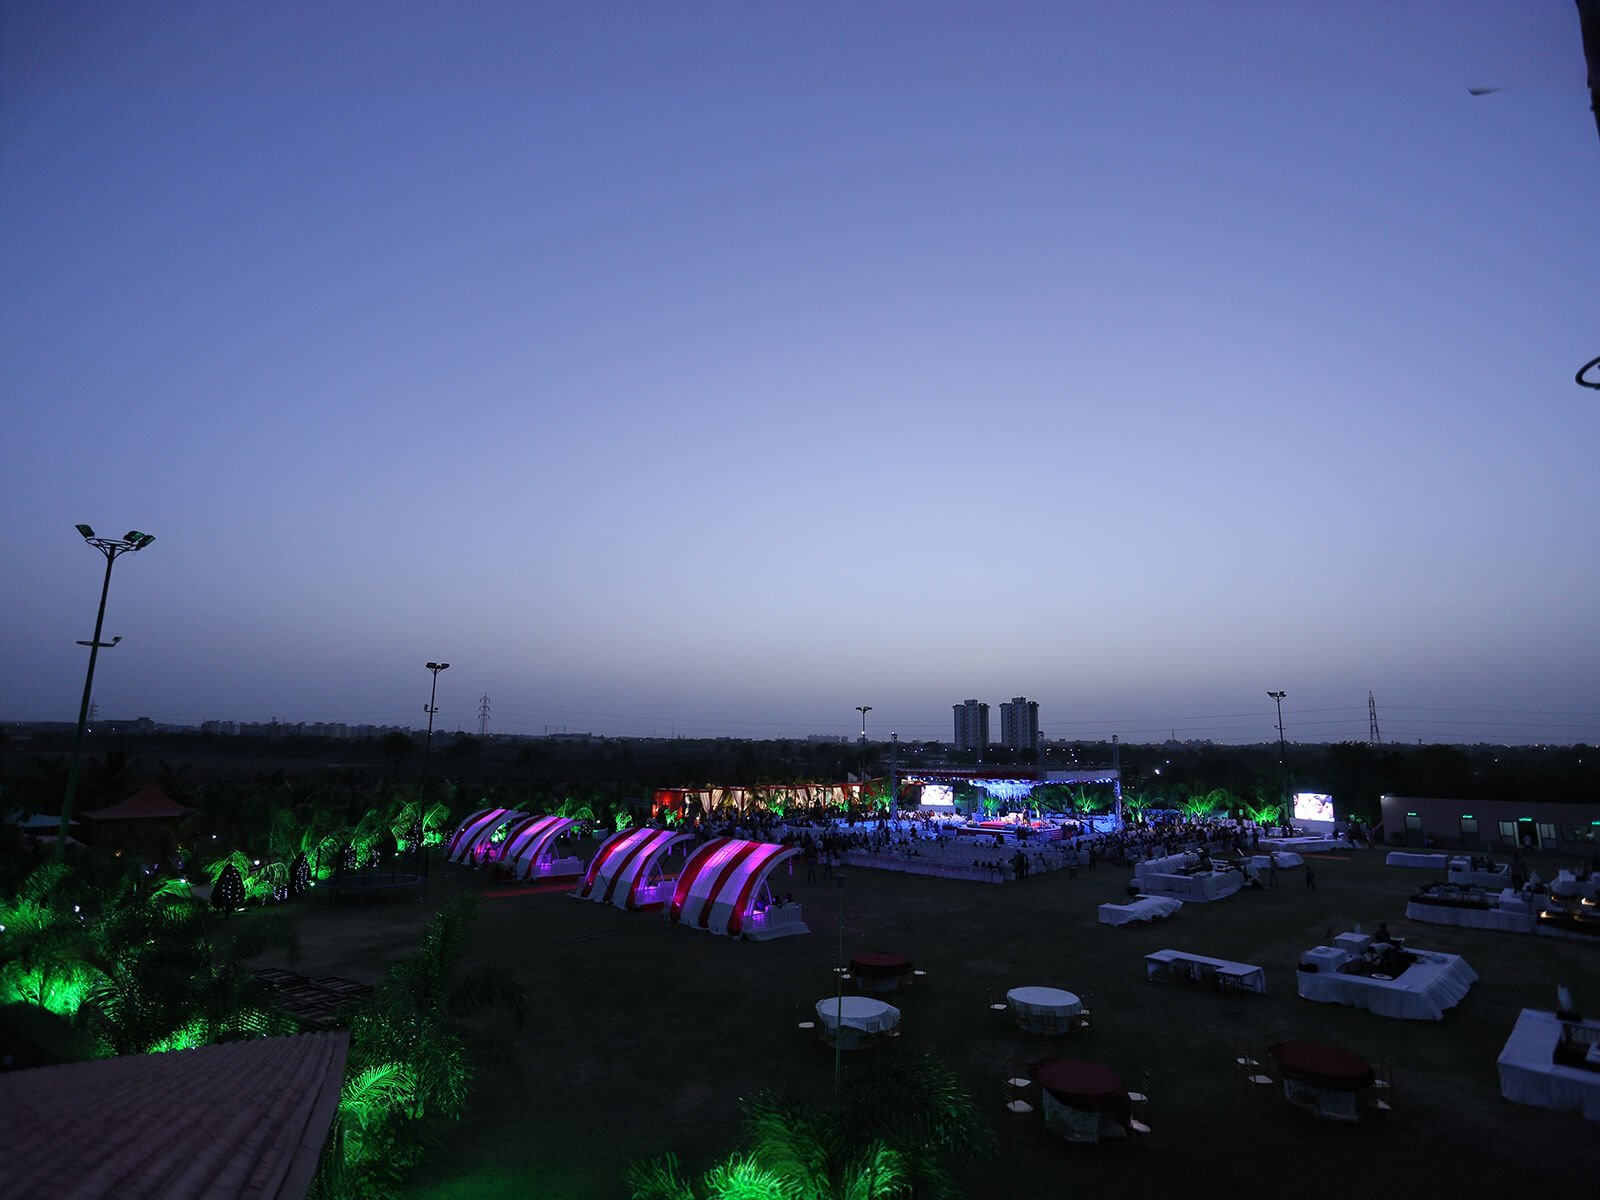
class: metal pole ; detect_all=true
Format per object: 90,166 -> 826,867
855,705 -> 871,806
833,873 -> 845,1100
57,550 -> 118,861
889,732 -> 898,818
1268,691 -> 1288,821
420,662 -> 449,800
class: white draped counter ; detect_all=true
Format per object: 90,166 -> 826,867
1296,946 -> 1477,1020
1551,870 -> 1600,901
1387,852 -> 1449,869
1134,867 -> 1243,902
1406,894 -> 1534,934
1262,835 -> 1351,853
1099,894 -> 1183,926
1497,1009 -> 1600,1121
1449,863 -> 1511,888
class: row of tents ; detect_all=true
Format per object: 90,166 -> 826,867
445,808 -> 807,940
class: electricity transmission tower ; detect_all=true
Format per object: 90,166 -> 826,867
478,693 -> 491,737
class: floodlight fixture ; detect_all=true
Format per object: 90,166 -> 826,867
76,524 -> 95,539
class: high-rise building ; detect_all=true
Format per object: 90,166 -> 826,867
1000,696 -> 1040,752
952,699 -> 989,753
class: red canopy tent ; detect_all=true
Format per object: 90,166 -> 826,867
82,783 -> 192,822
81,784 -> 193,848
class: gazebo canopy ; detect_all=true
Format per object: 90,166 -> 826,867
82,783 -> 192,821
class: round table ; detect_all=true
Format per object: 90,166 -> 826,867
1269,1041 -> 1375,1091
816,996 -> 900,1048
1031,1058 -> 1132,1137
1007,986 -> 1082,1034
1269,1041 -> 1374,1121
849,951 -> 914,993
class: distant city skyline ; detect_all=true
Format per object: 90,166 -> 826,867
10,688 -> 1594,748
4,5 -> 1596,752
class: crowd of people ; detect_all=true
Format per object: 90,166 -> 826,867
648,805 -> 1373,890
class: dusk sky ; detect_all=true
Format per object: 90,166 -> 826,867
4,3 -> 1597,747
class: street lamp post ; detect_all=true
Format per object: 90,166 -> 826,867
1268,691 -> 1288,824
854,705 -> 872,807
420,662 -> 450,798
57,526 -> 155,862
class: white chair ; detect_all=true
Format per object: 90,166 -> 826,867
1004,1062 -> 1034,1113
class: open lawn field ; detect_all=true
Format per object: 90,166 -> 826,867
256,845 -> 1599,1198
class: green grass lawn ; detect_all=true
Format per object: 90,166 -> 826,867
265,844 -> 1599,1197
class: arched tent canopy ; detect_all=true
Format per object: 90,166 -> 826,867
496,814 -> 582,880
578,826 -> 690,909
666,838 -> 804,938
446,808 -> 528,864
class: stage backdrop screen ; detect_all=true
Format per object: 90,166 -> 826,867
1293,792 -> 1335,824
920,784 -> 954,808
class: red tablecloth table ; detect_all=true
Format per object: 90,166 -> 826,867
849,951 -> 914,991
1269,1041 -> 1376,1092
1030,1058 -> 1132,1128
849,951 -> 913,977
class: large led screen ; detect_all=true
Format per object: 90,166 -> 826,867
1292,792 -> 1335,823
920,784 -> 954,807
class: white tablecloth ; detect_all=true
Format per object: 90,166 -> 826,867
1135,868 -> 1242,902
1449,865 -> 1511,888
1386,852 -> 1448,869
1261,836 -> 1350,853
1296,948 -> 1477,1020
1133,853 -> 1193,877
1405,899 -> 1534,934
1497,1009 -> 1600,1121
815,996 -> 900,1034
1301,946 -> 1351,972
1007,986 -> 1081,1033
1551,870 -> 1599,900
1098,895 -> 1184,926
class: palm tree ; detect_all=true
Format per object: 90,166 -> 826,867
344,894 -> 525,1122
628,1049 -> 989,1200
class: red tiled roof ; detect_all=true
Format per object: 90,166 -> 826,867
81,783 -> 192,821
0,1031 -> 349,1199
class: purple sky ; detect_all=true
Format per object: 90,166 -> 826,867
4,3 -> 1597,745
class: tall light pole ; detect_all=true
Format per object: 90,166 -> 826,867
1268,691 -> 1288,822
420,662 -> 450,798
854,705 -> 872,804
58,526 -> 155,862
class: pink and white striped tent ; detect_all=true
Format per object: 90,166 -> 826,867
491,813 -> 581,880
665,838 -> 803,939
576,826 -> 690,909
446,808 -> 526,864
